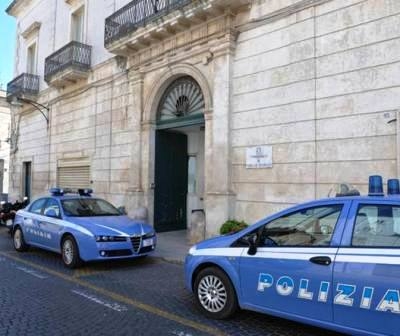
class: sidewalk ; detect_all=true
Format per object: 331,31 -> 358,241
153,230 -> 192,264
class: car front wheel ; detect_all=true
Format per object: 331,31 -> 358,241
61,235 -> 82,269
194,267 -> 238,319
13,227 -> 29,252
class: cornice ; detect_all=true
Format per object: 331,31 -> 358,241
6,0 -> 32,17
21,21 -> 41,39
241,0 -> 332,31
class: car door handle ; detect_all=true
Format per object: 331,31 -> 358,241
309,256 -> 331,266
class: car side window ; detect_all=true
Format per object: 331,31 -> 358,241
260,204 -> 343,247
43,198 -> 61,218
352,204 -> 400,247
29,198 -> 47,215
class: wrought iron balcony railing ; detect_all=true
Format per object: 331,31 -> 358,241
44,41 -> 91,83
6,73 -> 40,102
105,0 -> 192,46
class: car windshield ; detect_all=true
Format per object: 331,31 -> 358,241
61,198 -> 121,217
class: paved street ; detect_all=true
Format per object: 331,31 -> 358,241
0,227 -> 343,336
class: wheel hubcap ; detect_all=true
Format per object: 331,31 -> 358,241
63,240 -> 74,264
198,275 -> 227,313
14,230 -> 22,249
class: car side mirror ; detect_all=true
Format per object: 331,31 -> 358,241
118,206 -> 127,215
44,209 -> 58,218
245,233 -> 258,256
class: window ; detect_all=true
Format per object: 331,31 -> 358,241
259,205 -> 343,247
352,204 -> 400,247
29,198 -> 47,214
27,43 -> 37,74
44,198 -> 60,218
71,7 -> 84,42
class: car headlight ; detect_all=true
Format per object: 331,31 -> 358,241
188,245 -> 197,255
95,235 -> 127,242
143,231 -> 155,239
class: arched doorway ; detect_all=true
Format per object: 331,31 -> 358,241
154,76 -> 205,232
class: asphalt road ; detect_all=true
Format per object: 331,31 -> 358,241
0,226 -> 344,336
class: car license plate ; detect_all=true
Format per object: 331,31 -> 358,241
143,238 -> 153,247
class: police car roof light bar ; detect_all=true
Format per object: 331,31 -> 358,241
368,175 -> 384,196
387,178 -> 400,195
50,188 -> 64,196
78,188 -> 93,196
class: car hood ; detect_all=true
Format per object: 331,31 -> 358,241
65,216 -> 154,236
194,234 -> 237,249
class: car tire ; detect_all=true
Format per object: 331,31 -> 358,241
194,267 -> 238,319
13,226 -> 29,252
61,235 -> 82,269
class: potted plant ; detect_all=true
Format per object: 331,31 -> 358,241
219,219 -> 248,235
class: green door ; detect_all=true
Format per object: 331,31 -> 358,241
154,130 -> 188,232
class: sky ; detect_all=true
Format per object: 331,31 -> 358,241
0,0 -> 16,91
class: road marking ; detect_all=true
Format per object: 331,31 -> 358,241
72,289 -> 128,312
72,268 -> 105,278
16,266 -> 48,279
0,252 -> 227,336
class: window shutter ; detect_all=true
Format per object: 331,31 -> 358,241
57,158 -> 90,189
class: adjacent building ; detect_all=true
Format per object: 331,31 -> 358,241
6,0 -> 400,237
0,90 -> 11,201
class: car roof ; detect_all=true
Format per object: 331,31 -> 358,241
55,195 -> 95,201
307,195 -> 400,204
36,195 -> 95,201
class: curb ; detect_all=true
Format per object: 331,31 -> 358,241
152,255 -> 185,265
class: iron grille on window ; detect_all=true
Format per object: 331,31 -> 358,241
44,41 -> 92,82
105,0 -> 192,46
6,73 -> 39,102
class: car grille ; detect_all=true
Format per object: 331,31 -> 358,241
105,249 -> 133,257
130,236 -> 141,253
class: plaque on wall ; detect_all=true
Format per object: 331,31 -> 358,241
246,146 -> 272,169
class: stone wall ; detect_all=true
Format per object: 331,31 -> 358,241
232,0 -> 400,223
8,0 -> 400,234
0,91 -> 10,197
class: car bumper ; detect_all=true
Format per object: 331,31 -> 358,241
184,254 -> 196,292
79,236 -> 157,261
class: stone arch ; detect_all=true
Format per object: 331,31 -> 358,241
143,63 -> 213,124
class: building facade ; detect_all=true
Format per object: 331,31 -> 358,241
0,91 -> 11,201
6,0 -> 400,237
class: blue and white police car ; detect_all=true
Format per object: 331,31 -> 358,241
12,188 -> 156,268
185,176 -> 400,336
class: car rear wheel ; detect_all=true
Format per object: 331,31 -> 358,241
13,227 -> 29,252
194,267 -> 238,319
61,235 -> 82,269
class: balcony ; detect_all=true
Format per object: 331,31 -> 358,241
105,0 -> 191,47
44,41 -> 91,87
6,73 -> 39,102
104,0 -> 250,55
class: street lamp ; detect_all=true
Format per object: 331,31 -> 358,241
9,96 -> 49,125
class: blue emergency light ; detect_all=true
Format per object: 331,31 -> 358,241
368,175 -> 384,196
50,187 -> 64,196
387,178 -> 400,195
78,188 -> 93,196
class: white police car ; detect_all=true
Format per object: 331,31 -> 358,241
13,188 -> 156,268
185,176 -> 400,335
